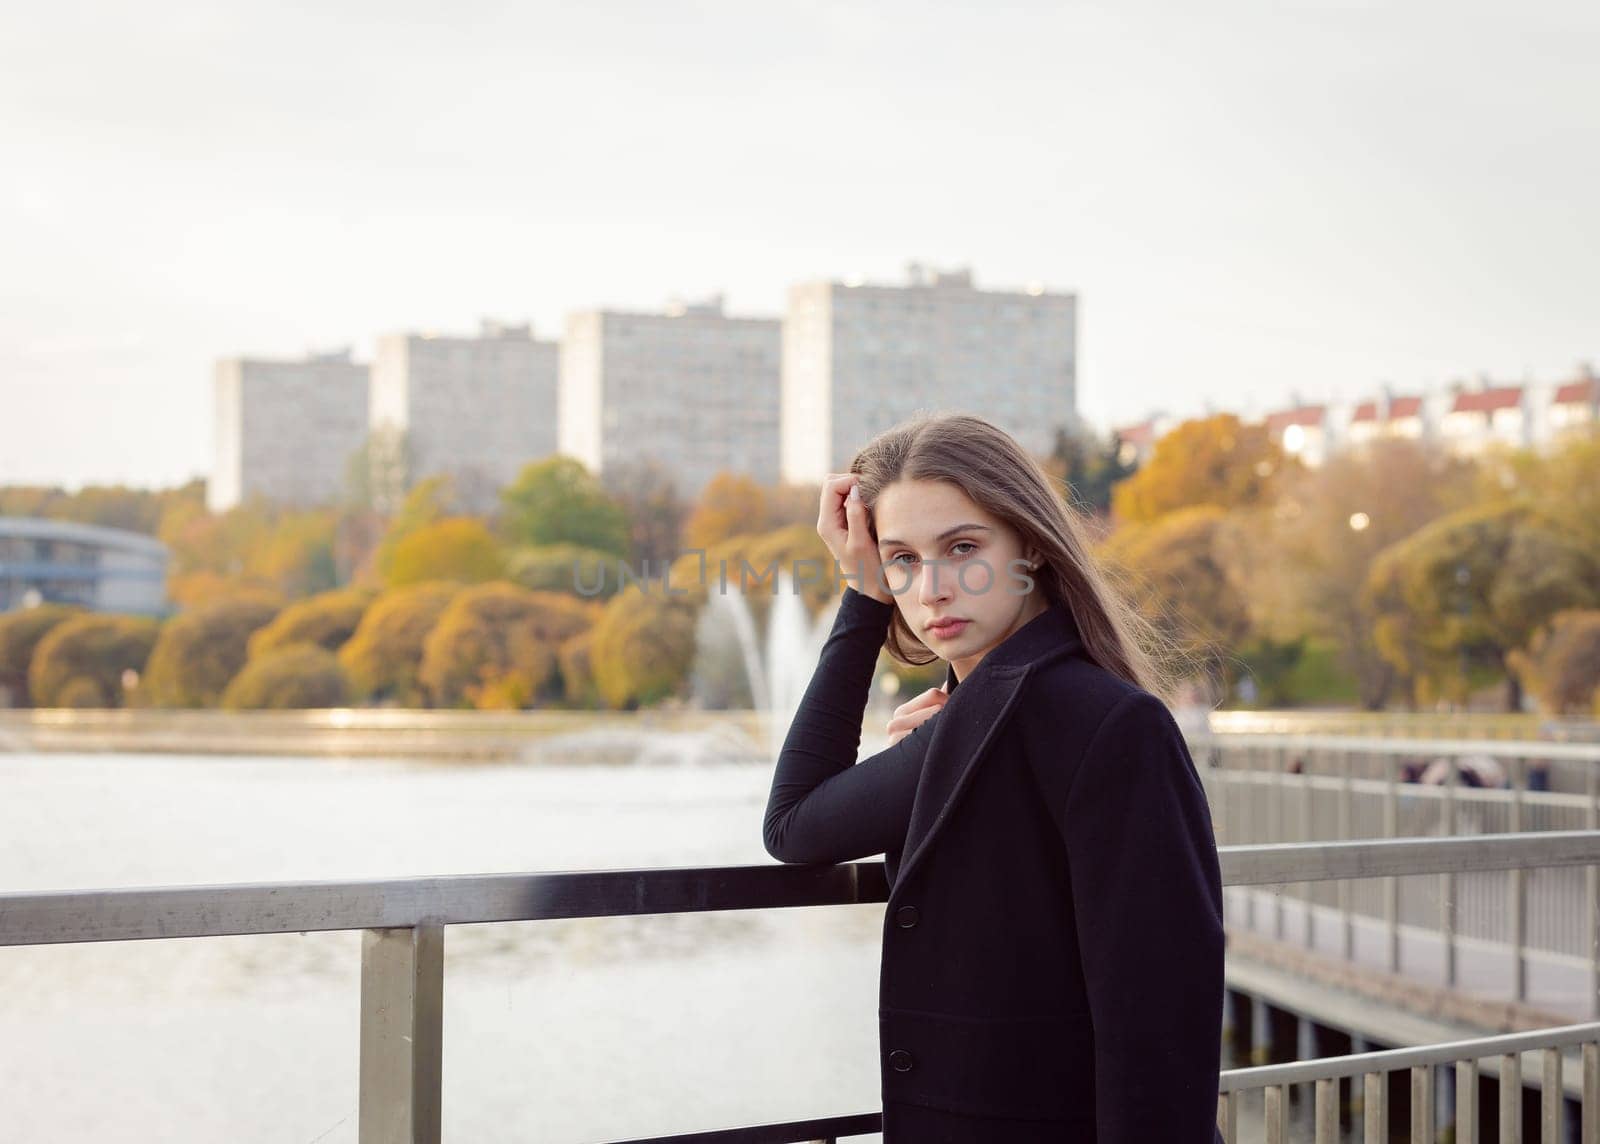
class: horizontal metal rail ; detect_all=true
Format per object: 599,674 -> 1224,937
8,833 -> 1600,1143
3,833 -> 1595,947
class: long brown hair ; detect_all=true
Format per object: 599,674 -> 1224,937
848,412 -> 1179,704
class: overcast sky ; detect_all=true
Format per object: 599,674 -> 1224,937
2,0 -> 1595,490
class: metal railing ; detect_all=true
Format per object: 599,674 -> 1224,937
6,832 -> 1600,1142
1195,733 -> 1600,1012
1218,1021 -> 1600,1143
1206,711 -> 1600,743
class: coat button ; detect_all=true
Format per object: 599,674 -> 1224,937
894,905 -> 920,928
888,1049 -> 915,1072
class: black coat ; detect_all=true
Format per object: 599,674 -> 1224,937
764,586 -> 1225,1142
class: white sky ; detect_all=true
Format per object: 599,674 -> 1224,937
2,0 -> 1595,489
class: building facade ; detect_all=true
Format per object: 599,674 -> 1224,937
209,350 -> 370,512
0,517 -> 170,616
780,263 -> 1078,484
1115,367 -> 1598,471
558,296 -> 782,499
370,320 -> 560,512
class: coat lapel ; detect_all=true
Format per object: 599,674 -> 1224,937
890,598 -> 1087,899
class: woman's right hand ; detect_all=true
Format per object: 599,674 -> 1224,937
817,473 -> 892,604
886,684 -> 948,746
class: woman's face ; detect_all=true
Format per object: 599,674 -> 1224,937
871,477 -> 1047,681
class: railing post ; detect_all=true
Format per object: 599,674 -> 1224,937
1541,1046 -> 1562,1142
1457,1057 -> 1478,1143
1301,749 -> 1314,950
1588,759 -> 1598,1019
1443,755 -> 1459,989
1364,1070 -> 1386,1143
1386,754 -> 1400,974
360,924 -> 444,1144
1510,756 -> 1528,1004
1276,743 -> 1288,940
1340,747 -> 1354,961
1410,1064 -> 1433,1142
1499,1051 -> 1521,1143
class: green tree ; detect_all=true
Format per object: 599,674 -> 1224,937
507,542 -> 623,600
1043,425 -> 1137,515
498,457 -> 631,556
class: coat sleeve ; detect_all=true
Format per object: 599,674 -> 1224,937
763,585 -> 936,866
1061,690 -> 1225,1144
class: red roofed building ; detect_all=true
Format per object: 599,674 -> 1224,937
1550,371 -> 1598,438
1111,414 -> 1176,467
1344,393 -> 1429,450
1440,382 -> 1529,455
1263,404 -> 1329,464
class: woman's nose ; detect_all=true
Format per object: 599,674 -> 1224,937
918,560 -> 954,605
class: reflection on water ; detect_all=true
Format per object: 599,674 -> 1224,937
0,733 -> 888,1143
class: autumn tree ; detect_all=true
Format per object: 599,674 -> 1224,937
28,613 -> 160,708
0,604 -> 85,706
222,644 -> 353,710
1364,503 -> 1600,709
338,581 -> 458,705
246,588 -> 374,660
685,472 -> 797,553
419,583 -> 598,709
1235,439 -> 1477,708
385,518 -> 507,588
1111,414 -> 1293,524
1508,611 -> 1600,715
1099,505 -> 1252,688
588,583 -> 700,710
142,596 -> 281,707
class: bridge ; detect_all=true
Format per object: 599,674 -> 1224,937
5,714 -> 1600,1142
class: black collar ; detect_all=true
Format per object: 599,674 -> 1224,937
942,597 -> 1084,694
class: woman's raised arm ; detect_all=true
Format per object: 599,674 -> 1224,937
762,584 -> 937,865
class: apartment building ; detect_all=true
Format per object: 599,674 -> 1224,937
209,349 -> 369,512
369,320 -> 559,512
780,263 -> 1079,484
558,296 -> 781,499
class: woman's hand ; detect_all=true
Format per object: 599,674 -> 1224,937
886,684 -> 949,746
817,473 -> 892,604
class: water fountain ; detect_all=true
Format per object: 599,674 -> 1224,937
692,566 -> 840,761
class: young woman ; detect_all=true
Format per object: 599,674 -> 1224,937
763,413 -> 1225,1143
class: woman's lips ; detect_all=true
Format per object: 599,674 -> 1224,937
927,619 -> 969,638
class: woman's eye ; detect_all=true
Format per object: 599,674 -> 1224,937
889,542 -> 976,566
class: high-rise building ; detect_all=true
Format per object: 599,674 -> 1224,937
369,320 -> 560,512
209,349 -> 369,512
558,295 -> 782,498
780,263 -> 1079,484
